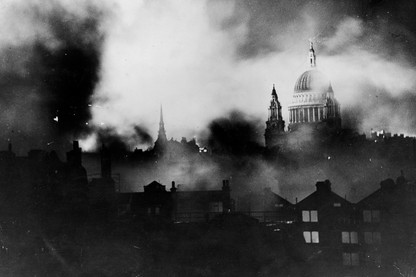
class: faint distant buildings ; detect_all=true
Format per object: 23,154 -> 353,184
140,105 -> 199,161
117,179 -> 233,223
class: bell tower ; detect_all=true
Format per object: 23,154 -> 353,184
265,84 -> 285,149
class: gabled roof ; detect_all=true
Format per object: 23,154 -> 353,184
297,180 -> 352,209
144,181 -> 167,193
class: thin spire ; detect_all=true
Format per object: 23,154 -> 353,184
157,105 -> 167,142
160,105 -> 164,125
272,84 -> 277,97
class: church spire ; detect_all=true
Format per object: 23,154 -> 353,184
272,84 -> 277,99
157,105 -> 167,142
309,40 -> 316,68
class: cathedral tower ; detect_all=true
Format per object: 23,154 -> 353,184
288,42 -> 341,133
265,84 -> 285,148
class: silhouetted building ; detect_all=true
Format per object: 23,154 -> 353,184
172,180 -> 233,222
117,180 -> 233,222
294,180 -> 359,276
150,106 -> 199,160
356,174 -> 416,276
237,187 -> 294,223
89,144 -> 117,218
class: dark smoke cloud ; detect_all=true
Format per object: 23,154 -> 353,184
0,1 -> 107,154
133,126 -> 154,147
93,125 -> 153,154
36,6 -> 106,136
203,110 -> 264,155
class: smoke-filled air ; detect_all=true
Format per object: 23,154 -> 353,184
1,0 -> 416,200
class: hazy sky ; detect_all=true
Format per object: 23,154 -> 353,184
1,0 -> 416,152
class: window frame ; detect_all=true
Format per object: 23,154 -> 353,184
303,231 -> 319,243
364,231 -> 381,244
343,252 -> 360,266
363,209 -> 381,223
302,210 -> 318,222
342,231 -> 358,244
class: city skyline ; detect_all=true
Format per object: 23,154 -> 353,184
0,0 -> 416,153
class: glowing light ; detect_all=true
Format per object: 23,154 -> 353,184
79,133 -> 98,152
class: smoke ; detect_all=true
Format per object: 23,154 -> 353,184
0,0 -> 108,154
2,0 -> 415,152
202,110 -> 264,155
80,0 -> 416,152
1,0 -> 416,199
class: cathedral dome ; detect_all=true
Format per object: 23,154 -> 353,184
294,69 -> 332,93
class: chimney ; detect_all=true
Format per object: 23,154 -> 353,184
222,180 -> 230,192
66,140 -> 82,166
73,141 -> 79,150
316,180 -> 331,193
170,181 -> 177,192
101,144 -> 111,179
8,141 -> 12,152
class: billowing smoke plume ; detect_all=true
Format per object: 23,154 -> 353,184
3,0 -> 416,152
203,111 -> 264,155
0,0 -> 108,154
81,0 -> 416,152
2,0 -> 416,200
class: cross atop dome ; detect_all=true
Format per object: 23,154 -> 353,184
309,40 -> 316,68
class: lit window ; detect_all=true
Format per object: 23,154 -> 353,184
304,231 -> 311,243
364,232 -> 381,244
302,211 -> 309,222
342,231 -> 358,244
147,207 -> 151,215
303,231 -> 319,243
363,210 -> 381,222
343,252 -> 360,266
334,203 -> 341,207
302,210 -> 318,222
155,207 -> 160,215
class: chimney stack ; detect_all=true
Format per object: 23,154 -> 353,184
222,180 -> 230,191
101,144 -> 111,179
316,180 -> 331,193
170,181 -> 177,192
